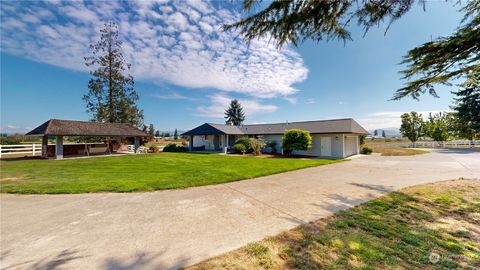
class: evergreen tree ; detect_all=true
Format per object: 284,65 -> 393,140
227,1 -> 480,100
382,130 -> 386,138
451,71 -> 480,140
373,130 -> 378,136
155,130 -> 160,137
148,124 -> 155,136
400,112 -> 425,146
174,129 -> 178,140
83,22 -> 143,127
224,99 -> 246,125
142,125 -> 148,133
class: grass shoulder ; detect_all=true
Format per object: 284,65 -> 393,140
186,179 -> 480,270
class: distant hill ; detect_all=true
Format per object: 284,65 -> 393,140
367,128 -> 400,137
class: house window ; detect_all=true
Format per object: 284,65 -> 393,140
204,135 -> 208,140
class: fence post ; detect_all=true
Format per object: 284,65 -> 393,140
0,145 -> 2,158
32,144 -> 36,156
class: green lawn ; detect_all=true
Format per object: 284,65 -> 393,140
188,180 -> 480,270
0,153 -> 340,194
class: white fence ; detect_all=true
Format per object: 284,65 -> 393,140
410,140 -> 480,148
0,144 -> 42,158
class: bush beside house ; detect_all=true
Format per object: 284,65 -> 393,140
234,138 -> 253,153
232,143 -> 247,154
249,139 -> 265,156
163,143 -> 188,152
281,129 -> 312,155
361,146 -> 373,154
265,141 -> 277,154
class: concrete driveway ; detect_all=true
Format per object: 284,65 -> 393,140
1,149 -> 479,269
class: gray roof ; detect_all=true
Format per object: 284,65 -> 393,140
182,118 -> 368,136
26,119 -> 151,137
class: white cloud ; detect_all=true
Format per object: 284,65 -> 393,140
1,125 -> 31,134
195,94 -> 278,118
284,97 -> 297,104
152,92 -> 198,101
305,98 -> 315,104
0,0 -> 307,101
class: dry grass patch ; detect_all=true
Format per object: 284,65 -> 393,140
186,180 -> 480,270
372,147 -> 429,156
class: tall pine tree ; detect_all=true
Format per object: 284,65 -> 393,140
451,71 -> 480,140
224,99 -> 246,126
83,22 -> 144,127
148,124 -> 155,136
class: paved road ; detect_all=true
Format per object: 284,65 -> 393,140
1,149 -> 479,269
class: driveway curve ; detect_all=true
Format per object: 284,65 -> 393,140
1,149 -> 479,269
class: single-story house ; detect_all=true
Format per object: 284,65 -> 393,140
182,118 -> 368,159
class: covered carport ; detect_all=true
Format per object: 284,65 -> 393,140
26,119 -> 151,159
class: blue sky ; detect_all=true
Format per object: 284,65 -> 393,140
0,0 -> 464,133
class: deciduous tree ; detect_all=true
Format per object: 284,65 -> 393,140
425,112 -> 452,142
400,112 -> 425,146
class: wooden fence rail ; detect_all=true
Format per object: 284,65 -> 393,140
0,144 -> 42,158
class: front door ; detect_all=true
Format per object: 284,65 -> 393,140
228,135 -> 236,147
321,137 -> 332,156
213,135 -> 220,150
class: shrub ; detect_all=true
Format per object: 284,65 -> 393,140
232,143 -> 247,154
234,137 -> 252,153
149,145 -> 160,153
359,135 -> 366,147
281,129 -> 312,155
175,146 -> 188,152
250,138 -> 265,156
163,143 -> 187,152
361,146 -> 373,155
265,141 -> 277,154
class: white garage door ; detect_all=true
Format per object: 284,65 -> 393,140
344,136 -> 358,157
